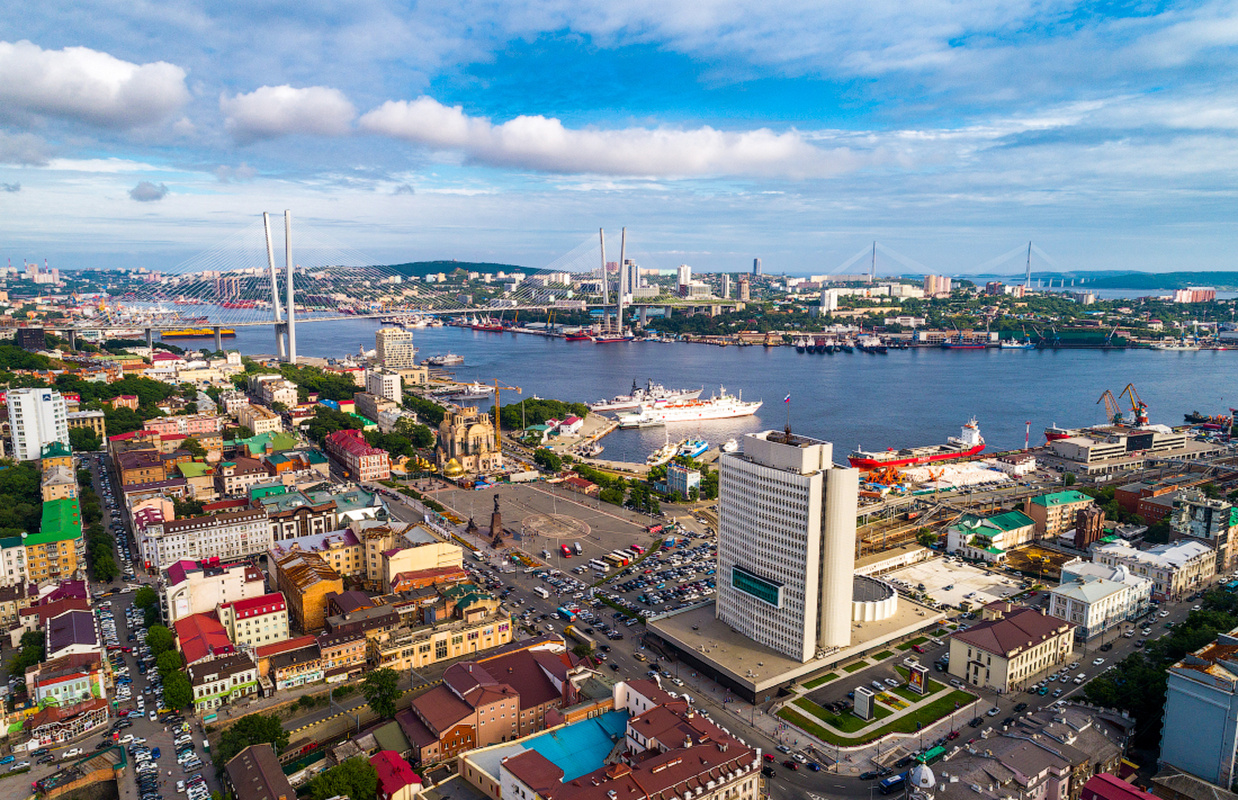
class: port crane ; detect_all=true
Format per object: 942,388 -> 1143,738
1119,383 -> 1149,425
1098,389 -> 1124,425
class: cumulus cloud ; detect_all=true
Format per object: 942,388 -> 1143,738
360,96 -> 859,178
220,85 -> 356,142
393,183 -> 416,195
0,40 -> 189,128
0,131 -> 51,165
0,183 -> 19,193
214,163 -> 257,183
129,181 -> 168,202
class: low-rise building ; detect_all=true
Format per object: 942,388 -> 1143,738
24,698 -> 109,747
26,653 -> 106,707
946,510 -> 1036,563
187,652 -> 260,713
256,636 -> 323,690
369,613 -> 513,673
666,462 -> 701,498
40,465 -> 77,502
1093,539 -> 1216,601
236,403 -> 283,435
269,529 -> 364,580
948,602 -> 1075,692
1049,562 -> 1152,640
140,509 -> 272,570
1026,490 -> 1096,539
224,743 -> 295,800
253,487 -> 337,542
249,375 -> 299,409
318,628 -> 367,682
218,592 -> 290,649
271,550 -> 343,632
175,611 -> 236,665
366,369 -> 403,403
46,608 -> 99,660
161,559 -> 266,624
1161,627 -> 1238,789
324,429 -> 391,481
357,521 -> 461,592
0,536 -> 28,589
371,750 -> 422,800
214,456 -> 271,496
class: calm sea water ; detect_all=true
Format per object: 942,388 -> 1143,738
210,318 -> 1238,464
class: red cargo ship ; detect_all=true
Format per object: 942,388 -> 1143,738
848,419 -> 985,468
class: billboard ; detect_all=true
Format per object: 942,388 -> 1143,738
909,663 -> 929,695
854,686 -> 875,720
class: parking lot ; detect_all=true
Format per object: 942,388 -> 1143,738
886,557 -> 1027,609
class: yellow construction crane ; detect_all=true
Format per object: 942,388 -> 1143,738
1119,383 -> 1149,426
1097,389 -> 1123,425
493,378 -> 521,458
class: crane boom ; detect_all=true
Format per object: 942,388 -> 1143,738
1119,383 -> 1149,425
1097,389 -> 1123,425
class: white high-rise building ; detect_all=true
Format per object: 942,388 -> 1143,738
7,388 -> 69,462
716,430 -> 859,662
720,274 -> 732,299
676,263 -> 692,289
375,328 -> 418,371
366,369 -> 403,403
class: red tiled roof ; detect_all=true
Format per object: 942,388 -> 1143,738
370,750 -> 421,797
21,597 -> 89,627
221,592 -> 286,619
255,635 -> 316,659
951,607 -> 1074,658
411,684 -> 474,734
174,612 -> 234,665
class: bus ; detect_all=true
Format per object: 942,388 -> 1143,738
560,544 -> 573,558
533,586 -> 550,599
589,559 -> 610,572
574,542 -> 583,555
915,747 -> 946,766
616,550 -> 636,562
557,606 -> 578,621
879,773 -> 907,795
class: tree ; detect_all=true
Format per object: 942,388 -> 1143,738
307,758 -> 379,800
533,448 -> 562,472
163,670 -> 193,711
361,668 -> 401,719
133,585 -> 158,611
213,713 -> 290,768
8,630 -> 44,674
69,426 -> 101,452
181,437 -> 207,458
1063,472 -> 1076,486
173,497 -> 206,518
156,650 -> 184,678
146,625 -> 175,656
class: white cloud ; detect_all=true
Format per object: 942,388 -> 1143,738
214,163 -> 257,183
129,181 -> 169,202
220,85 -> 356,142
360,96 -> 860,178
0,40 -> 188,128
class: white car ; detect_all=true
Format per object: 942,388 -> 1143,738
1092,657 -> 1105,666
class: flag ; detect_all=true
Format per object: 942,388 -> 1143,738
783,394 -> 791,404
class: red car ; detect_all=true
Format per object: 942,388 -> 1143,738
912,644 -> 927,653
763,754 -> 775,762
946,730 -> 960,740
783,760 -> 799,771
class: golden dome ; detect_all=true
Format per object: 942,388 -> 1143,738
443,458 -> 465,477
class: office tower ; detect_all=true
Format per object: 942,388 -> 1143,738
676,264 -> 692,289
375,327 -> 417,370
720,274 -> 731,299
753,258 -> 762,275
716,430 -> 859,662
8,388 -> 69,462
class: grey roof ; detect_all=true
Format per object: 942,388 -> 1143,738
46,610 -> 97,653
225,743 -> 295,800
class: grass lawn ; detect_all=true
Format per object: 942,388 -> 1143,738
931,628 -> 948,636
843,661 -> 869,673
780,690 -> 977,746
803,672 -> 839,690
872,650 -> 895,661
792,697 -> 891,733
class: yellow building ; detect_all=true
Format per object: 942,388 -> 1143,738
369,614 -> 513,672
436,405 -> 502,475
947,603 -> 1075,693
40,442 -> 73,471
25,499 -> 83,584
355,521 -> 462,592
66,410 -> 106,439
271,550 -> 343,633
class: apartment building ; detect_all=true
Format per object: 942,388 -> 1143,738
140,509 -> 272,570
1025,490 -> 1096,539
1093,540 -> 1216,601
217,592 -> 290,649
948,603 -> 1076,692
324,429 -> 390,481
161,560 -> 266,624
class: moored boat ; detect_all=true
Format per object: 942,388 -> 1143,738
848,419 -> 985,468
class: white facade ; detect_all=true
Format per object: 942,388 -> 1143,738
366,369 -> 403,403
1048,567 -> 1151,639
676,263 -> 692,287
1093,539 -> 1215,600
7,388 -> 69,462
141,510 -> 273,570
0,537 -> 27,587
161,561 -> 266,624
375,327 -> 418,370
716,430 -> 859,662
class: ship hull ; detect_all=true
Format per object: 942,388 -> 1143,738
162,329 -> 236,338
847,443 -> 985,468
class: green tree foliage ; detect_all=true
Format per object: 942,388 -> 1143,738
403,395 -> 446,426
496,398 -> 588,431
395,416 -> 436,449
55,374 -> 178,411
181,437 -> 207,457
365,431 -> 420,461
8,630 -> 44,675
103,406 -> 155,436
307,757 -> 379,800
599,487 -> 625,505
362,668 -> 401,719
173,497 -> 206,518
278,364 -> 360,402
0,345 -> 55,371
164,670 -> 193,711
213,713 -> 290,769
1084,592 -> 1238,749
1063,472 -> 1076,486
0,461 -> 42,534
305,406 -> 364,445
146,625 -> 175,656
533,448 -> 562,472
156,650 -> 184,679
133,585 -> 159,611
69,426 -> 101,452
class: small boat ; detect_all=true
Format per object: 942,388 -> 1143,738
1000,338 -> 1036,350
677,439 -> 709,459
720,438 -> 739,454
647,439 -> 679,467
426,353 -> 464,366
445,382 -> 493,401
593,335 -> 634,344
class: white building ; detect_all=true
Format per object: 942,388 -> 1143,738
249,375 -> 299,408
1092,539 -> 1216,601
993,453 -> 1038,476
1048,561 -> 1152,640
0,536 -> 27,587
676,263 -> 692,288
235,403 -> 282,435
366,369 -> 403,403
716,429 -> 859,662
7,388 -> 69,462
160,559 -> 267,624
375,327 -> 418,371
140,509 -> 273,571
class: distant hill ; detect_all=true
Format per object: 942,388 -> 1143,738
383,260 -> 528,277
1080,272 -> 1238,290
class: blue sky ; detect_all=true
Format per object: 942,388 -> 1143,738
1,0 -> 1236,275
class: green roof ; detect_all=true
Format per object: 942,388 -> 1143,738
984,510 -> 1035,531
1028,490 -> 1092,507
250,483 -> 288,499
28,498 -> 83,546
177,461 -> 214,479
41,441 -> 72,459
953,510 -> 1034,537
224,431 -> 299,457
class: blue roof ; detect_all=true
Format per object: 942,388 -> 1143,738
523,711 -> 629,781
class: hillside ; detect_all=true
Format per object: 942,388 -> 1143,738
383,260 -> 528,277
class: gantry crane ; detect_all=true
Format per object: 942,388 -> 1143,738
1119,383 -> 1149,426
1098,389 -> 1124,425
